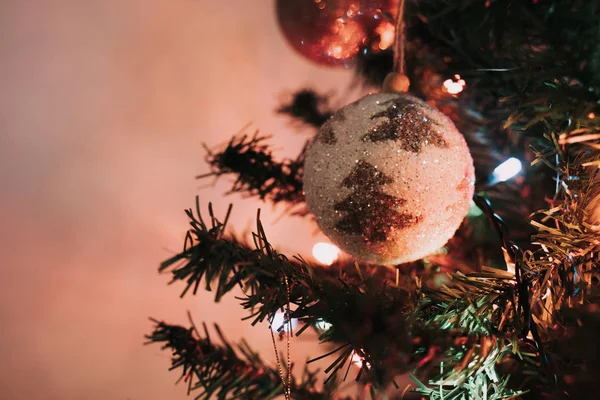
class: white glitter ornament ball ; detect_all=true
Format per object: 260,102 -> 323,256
303,93 -> 475,265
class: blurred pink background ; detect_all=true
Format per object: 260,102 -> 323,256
0,1 -> 370,399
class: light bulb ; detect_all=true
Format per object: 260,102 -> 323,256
351,351 -> 371,369
490,157 -> 522,184
315,319 -> 333,331
443,75 -> 466,94
312,242 -> 340,265
270,311 -> 298,332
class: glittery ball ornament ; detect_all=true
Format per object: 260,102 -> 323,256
276,0 -> 396,67
303,93 -> 475,265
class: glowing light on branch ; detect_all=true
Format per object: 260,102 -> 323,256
351,351 -> 371,369
270,311 -> 298,332
375,22 -> 395,50
312,242 -> 340,265
490,157 -> 522,184
443,74 -> 466,94
315,319 -> 333,331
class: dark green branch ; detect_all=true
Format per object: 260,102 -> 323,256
146,318 -> 337,400
277,89 -> 333,128
160,199 -> 421,388
159,197 -> 544,396
197,132 -> 307,214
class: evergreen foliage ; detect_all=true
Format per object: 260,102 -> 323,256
148,1 -> 600,398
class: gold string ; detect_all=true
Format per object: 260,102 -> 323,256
269,276 -> 292,400
383,0 -> 410,93
285,277 -> 292,399
269,326 -> 286,397
393,0 -> 407,75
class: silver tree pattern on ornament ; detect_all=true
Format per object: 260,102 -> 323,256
334,160 -> 421,243
363,98 -> 449,152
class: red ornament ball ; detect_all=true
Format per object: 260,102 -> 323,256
276,0 -> 397,67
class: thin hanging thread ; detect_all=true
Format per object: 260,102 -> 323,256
285,276 -> 292,399
269,276 -> 292,400
393,0 -> 407,75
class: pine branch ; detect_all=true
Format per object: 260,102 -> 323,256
544,292 -> 600,398
158,196 -> 548,397
146,318 -> 338,400
197,132 -> 307,214
412,269 -> 537,399
160,198 -> 422,388
464,3 -> 600,392
517,115 -> 600,396
277,89 -> 333,128
155,3 -> 600,398
410,0 -> 600,135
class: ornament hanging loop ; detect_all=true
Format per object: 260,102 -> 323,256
383,0 -> 410,93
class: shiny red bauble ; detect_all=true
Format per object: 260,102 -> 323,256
276,0 -> 396,67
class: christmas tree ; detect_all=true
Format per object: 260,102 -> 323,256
146,1 -> 600,398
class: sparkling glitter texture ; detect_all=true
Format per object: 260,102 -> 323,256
304,93 -> 475,265
275,0 -> 397,67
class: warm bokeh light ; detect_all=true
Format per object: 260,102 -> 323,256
346,3 -> 359,17
375,21 -> 395,50
324,18 -> 365,60
490,157 -> 522,184
351,351 -> 371,369
277,0 -> 397,66
589,112 -> 596,119
312,242 -> 340,265
443,74 -> 466,94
